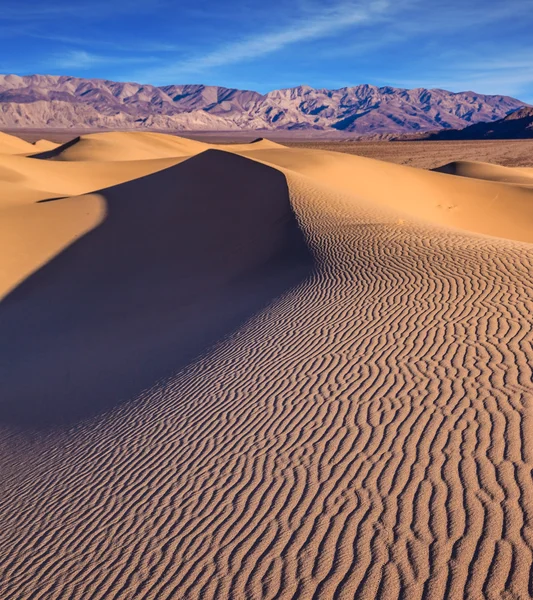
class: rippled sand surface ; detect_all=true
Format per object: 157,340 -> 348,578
1,131 -> 533,599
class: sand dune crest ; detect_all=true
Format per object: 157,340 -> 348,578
0,131 -> 42,154
32,131 -> 208,161
0,149 -> 312,426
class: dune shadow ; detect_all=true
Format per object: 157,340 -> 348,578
29,135 -> 81,160
0,150 -> 314,428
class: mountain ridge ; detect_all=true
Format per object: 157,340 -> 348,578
0,74 -> 529,134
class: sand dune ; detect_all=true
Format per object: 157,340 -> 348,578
433,159 -> 533,185
31,138 -> 59,153
0,152 -> 191,198
33,131 -> 208,161
234,146 -> 533,243
1,131 -> 533,599
0,192 -> 106,297
0,130 -> 40,154
0,149 -> 312,424
0,131 -> 59,155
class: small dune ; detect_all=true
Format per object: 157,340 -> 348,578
32,131 -> 208,161
1,131 -> 533,600
433,159 -> 533,185
0,131 -> 40,154
32,138 -> 59,153
0,131 -> 58,155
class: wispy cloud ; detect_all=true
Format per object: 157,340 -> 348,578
454,55 -> 533,73
317,0 -> 533,61
50,50 -> 157,71
53,51 -> 109,69
142,0 -> 391,82
412,45 -> 533,98
29,32 -> 184,54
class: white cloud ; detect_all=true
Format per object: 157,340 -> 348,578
51,50 -> 157,71
53,50 -> 106,69
28,32 -> 183,53
387,45 -> 533,99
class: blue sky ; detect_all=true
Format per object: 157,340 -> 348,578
2,0 -> 533,101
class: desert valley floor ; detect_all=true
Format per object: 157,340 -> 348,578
1,131 -> 533,599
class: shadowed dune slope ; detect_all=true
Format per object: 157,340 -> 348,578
1,133 -> 533,600
0,149 -> 313,425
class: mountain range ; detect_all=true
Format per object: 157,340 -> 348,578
0,74 -> 528,134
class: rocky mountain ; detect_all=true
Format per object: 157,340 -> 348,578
424,106 -> 533,140
0,74 -> 528,134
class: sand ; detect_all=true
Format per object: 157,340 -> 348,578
1,132 -> 533,599
432,160 -> 533,185
0,131 -> 59,156
31,131 -> 208,161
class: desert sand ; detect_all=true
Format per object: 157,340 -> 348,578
1,130 -> 533,599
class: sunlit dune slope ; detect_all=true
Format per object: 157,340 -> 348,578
0,193 -> 106,296
0,153 -> 191,199
31,139 -> 59,153
432,159 -> 533,185
0,131 -> 59,155
32,131 -> 208,161
0,135 -> 285,204
232,145 -> 533,243
0,131 -> 41,154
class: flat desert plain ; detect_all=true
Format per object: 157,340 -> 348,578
1,131 -> 533,599
285,138 -> 533,169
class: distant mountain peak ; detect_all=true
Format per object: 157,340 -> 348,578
0,74 -> 528,134
505,106 -> 533,120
